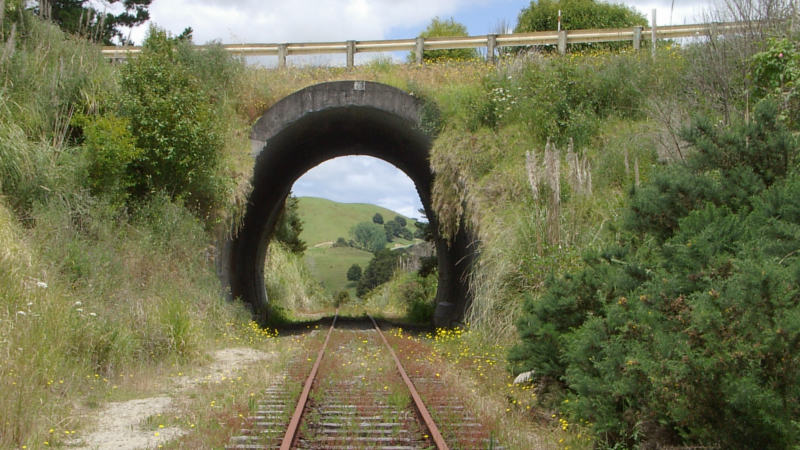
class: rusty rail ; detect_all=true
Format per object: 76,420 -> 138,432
369,315 -> 449,450
279,311 -> 338,450
276,312 -> 449,449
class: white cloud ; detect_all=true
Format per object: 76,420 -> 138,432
291,156 -> 424,220
608,1 -> 712,25
128,0 -> 483,45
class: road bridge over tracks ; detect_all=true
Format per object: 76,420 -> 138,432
217,81 -> 473,326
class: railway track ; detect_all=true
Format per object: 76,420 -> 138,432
226,313 -> 501,449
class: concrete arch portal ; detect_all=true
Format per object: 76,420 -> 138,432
220,81 -> 473,327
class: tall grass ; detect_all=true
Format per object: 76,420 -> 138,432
0,192 -> 255,446
0,11 -> 257,447
363,270 -> 437,323
264,243 -> 330,316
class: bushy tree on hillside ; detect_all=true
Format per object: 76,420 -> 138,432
383,220 -> 399,242
409,17 -> 477,62
509,100 -> 800,447
119,27 -> 230,218
383,216 -> 413,242
346,264 -> 362,282
33,0 -> 151,45
357,249 -> 401,296
516,0 -> 646,32
372,213 -> 384,224
515,0 -> 646,51
274,194 -> 306,254
351,221 -> 387,253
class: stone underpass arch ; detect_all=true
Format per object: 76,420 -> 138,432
218,81 -> 473,326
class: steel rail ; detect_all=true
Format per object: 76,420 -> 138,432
369,315 -> 449,450
279,311 -> 338,450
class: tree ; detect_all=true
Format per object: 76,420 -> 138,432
515,0 -> 646,51
410,17 -> 478,62
393,216 -> 413,240
334,290 -> 350,307
372,213 -> 384,224
383,220 -> 400,242
357,249 -> 401,296
414,223 -> 430,240
273,194 -> 307,254
119,26 -> 228,218
346,264 -> 362,282
350,222 -> 387,253
35,0 -> 152,45
509,100 -> 800,447
414,210 -> 432,240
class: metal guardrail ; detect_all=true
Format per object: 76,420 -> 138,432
101,21 -> 750,67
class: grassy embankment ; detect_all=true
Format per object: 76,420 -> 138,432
297,196 -> 419,297
4,3 -> 796,447
0,8 -> 269,447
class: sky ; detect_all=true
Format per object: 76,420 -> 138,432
122,0 -> 714,46
112,0 -> 713,220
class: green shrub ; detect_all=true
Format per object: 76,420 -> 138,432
346,264 -> 362,282
334,290 -> 350,307
119,26 -> 229,218
273,195 -> 306,254
750,37 -> 799,126
510,99 -> 800,447
404,275 -> 437,324
350,221 -> 387,253
627,100 -> 796,241
73,113 -> 140,206
409,17 -> 477,62
357,249 -> 401,296
515,0 -> 647,52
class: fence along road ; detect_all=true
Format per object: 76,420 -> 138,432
102,16 -> 750,67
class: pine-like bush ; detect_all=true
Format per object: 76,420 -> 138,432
510,100 -> 800,447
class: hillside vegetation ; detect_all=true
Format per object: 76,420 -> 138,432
234,5 -> 799,447
296,196 -> 417,247
0,7 -> 255,446
2,0 -> 799,447
295,197 -> 420,296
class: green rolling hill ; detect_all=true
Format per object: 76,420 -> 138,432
296,197 -> 422,295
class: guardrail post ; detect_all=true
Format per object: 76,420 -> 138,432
346,40 -> 355,69
487,34 -> 497,63
558,30 -> 567,55
278,43 -> 288,69
651,9 -> 657,58
415,36 -> 424,64
633,26 -> 642,50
